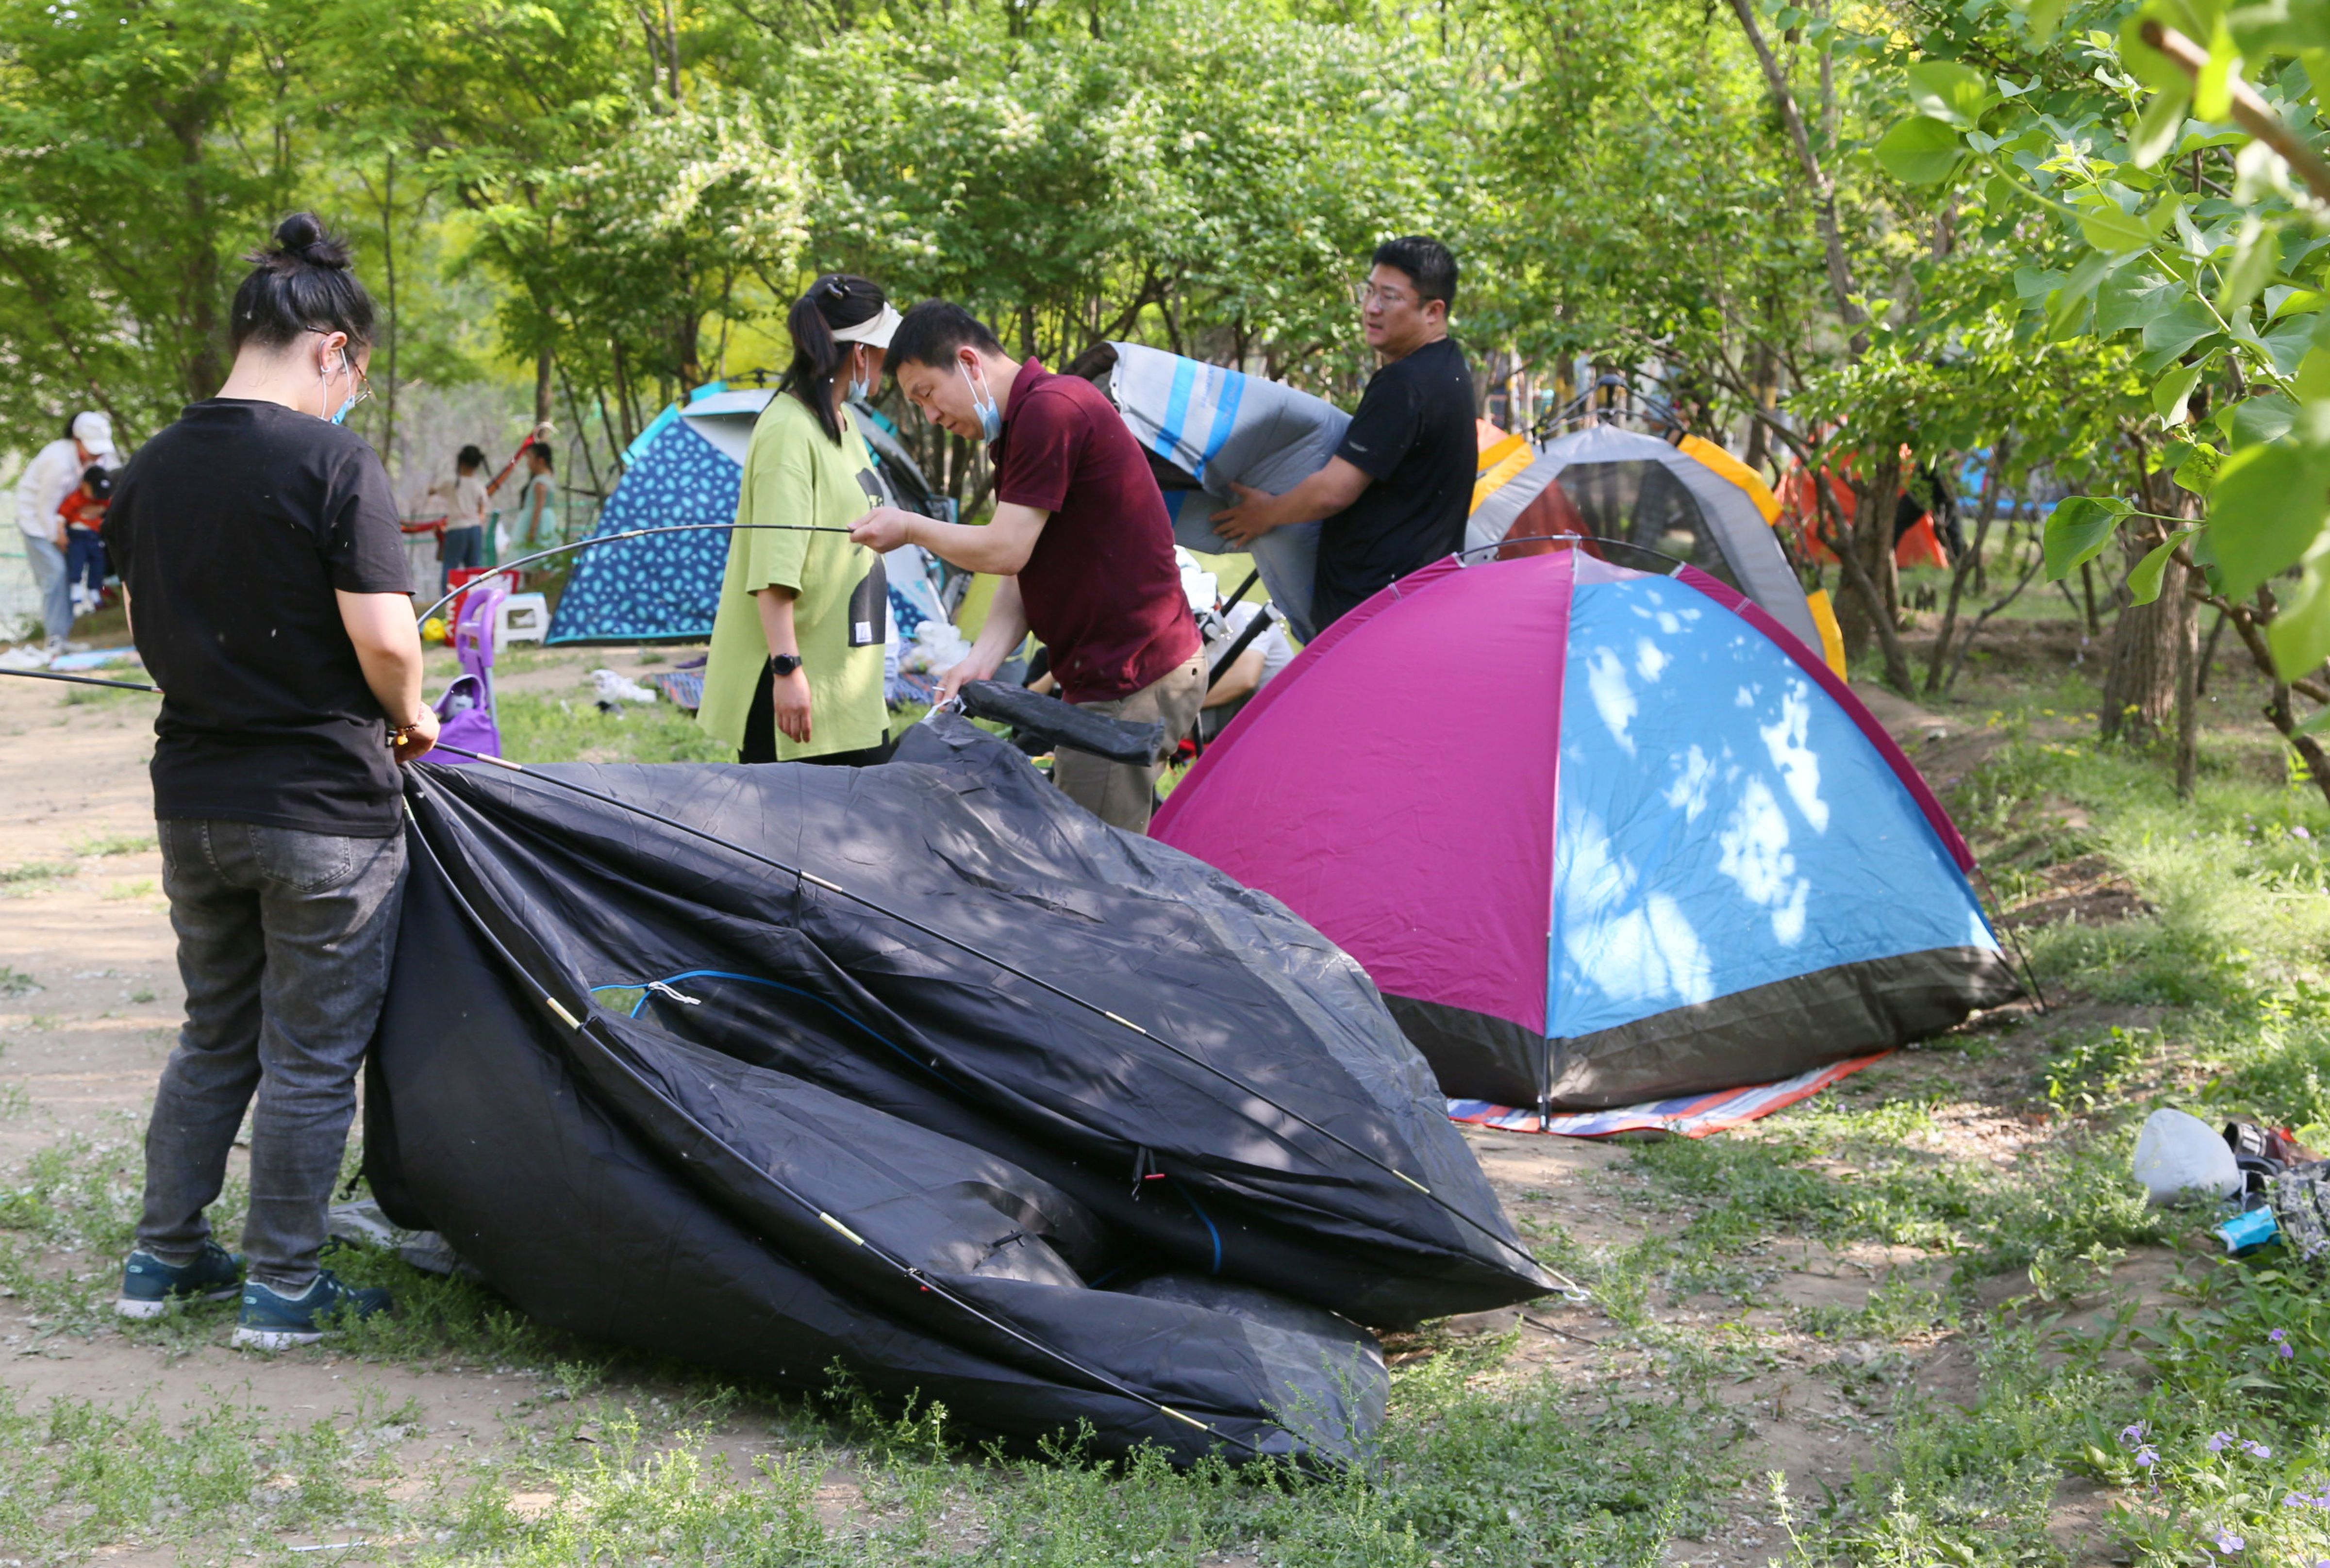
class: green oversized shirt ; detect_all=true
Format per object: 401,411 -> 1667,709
697,396 -> 888,759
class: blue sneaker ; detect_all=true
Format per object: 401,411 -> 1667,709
116,1241 -> 243,1319
232,1270 -> 393,1351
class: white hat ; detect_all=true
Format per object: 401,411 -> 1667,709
831,302 -> 901,349
70,411 -> 114,457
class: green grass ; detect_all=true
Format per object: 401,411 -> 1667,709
491,690 -> 733,765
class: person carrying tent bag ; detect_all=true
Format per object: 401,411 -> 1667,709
849,301 -> 1202,835
699,274 -> 899,767
1212,236 -> 1477,630
104,213 -> 438,1348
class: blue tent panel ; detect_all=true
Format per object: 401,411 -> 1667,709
1551,574 -> 1997,1041
547,419 -> 738,645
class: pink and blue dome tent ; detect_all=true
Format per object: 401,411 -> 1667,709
1150,547 -> 2022,1113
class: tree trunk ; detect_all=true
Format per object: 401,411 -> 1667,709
1837,451 -> 1900,660
167,99 -> 226,401
2102,473 -> 2198,743
535,343 -> 555,428
2175,583 -> 2200,797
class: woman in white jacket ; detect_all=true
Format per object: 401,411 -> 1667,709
13,412 -> 114,656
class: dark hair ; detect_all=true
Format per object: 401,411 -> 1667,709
81,464 -> 112,501
456,445 -> 486,471
1371,235 -> 1458,311
885,300 -> 1004,376
780,274 -> 887,444
526,444 -> 553,472
231,213 -> 375,354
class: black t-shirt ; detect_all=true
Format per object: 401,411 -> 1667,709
1312,336 -> 1477,628
108,401 -> 412,837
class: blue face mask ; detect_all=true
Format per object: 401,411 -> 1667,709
322,350 -> 359,425
964,360 -> 1002,442
847,349 -> 874,405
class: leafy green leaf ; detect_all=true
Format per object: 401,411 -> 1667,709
2142,297 -> 2222,361
2267,552 -> 2330,678
2156,361 -> 2206,423
1906,59 -> 1993,125
2044,495 -> 2136,579
2176,440 -> 2226,496
2197,16 -> 2244,121
2027,0 -> 2070,44
2218,216 -> 2280,313
2206,439 -> 2330,599
2098,268 -> 2180,334
2230,393 -> 2299,447
2271,287 -> 2327,320
1876,116 -> 1964,184
2129,529 -> 2200,602
2131,85 -> 2194,166
2080,202 -> 2158,254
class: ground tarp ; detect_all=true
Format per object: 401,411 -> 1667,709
365,717 -> 1551,1463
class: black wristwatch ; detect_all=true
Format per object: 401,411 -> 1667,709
771,653 -> 803,677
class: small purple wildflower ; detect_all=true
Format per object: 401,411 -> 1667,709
2244,1439 -> 2273,1459
2271,1329 -> 2297,1360
2135,1444 -> 2160,1469
2120,1420 -> 2150,1447
2210,1431 -> 2235,1452
2215,1531 -> 2245,1553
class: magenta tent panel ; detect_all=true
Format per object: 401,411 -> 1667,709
1155,554 -> 1572,1040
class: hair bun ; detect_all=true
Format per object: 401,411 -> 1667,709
269,211 -> 350,270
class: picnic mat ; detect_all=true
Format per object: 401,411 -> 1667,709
1448,1052 -> 1891,1139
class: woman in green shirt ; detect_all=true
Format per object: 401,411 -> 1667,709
699,275 -> 899,764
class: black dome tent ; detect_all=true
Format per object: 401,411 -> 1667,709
364,717 -> 1554,1463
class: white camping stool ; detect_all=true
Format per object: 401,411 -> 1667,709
495,592 -> 550,647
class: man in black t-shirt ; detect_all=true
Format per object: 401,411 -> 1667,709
1213,235 -> 1477,629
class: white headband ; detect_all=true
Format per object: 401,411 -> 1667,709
830,302 -> 901,349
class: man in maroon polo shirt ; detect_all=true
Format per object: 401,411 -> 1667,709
848,301 -> 1201,833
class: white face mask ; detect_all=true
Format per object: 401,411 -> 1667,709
847,347 -> 874,404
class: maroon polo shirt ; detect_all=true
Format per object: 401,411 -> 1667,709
989,359 -> 1199,704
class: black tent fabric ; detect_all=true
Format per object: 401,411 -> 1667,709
365,717 -> 1551,1463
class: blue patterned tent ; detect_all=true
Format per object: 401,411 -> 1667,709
548,388 -> 949,646
547,395 -> 743,645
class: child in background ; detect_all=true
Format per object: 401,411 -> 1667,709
56,464 -> 111,619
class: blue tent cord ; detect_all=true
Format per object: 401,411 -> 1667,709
588,969 -> 957,1087
1168,1176 -> 1223,1275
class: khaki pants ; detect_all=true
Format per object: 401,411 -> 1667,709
1051,655 -> 1204,834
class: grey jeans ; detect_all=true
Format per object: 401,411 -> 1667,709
139,818 -> 407,1292
22,532 -> 71,642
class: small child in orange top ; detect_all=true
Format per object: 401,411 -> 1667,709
56,464 -> 111,619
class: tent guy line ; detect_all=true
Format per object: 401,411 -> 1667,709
0,663 -> 1580,1297
395,789 -> 1285,1466
421,738 -> 1583,1300
414,521 -> 856,625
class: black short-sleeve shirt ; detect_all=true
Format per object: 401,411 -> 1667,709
1312,336 -> 1477,628
107,400 -> 413,836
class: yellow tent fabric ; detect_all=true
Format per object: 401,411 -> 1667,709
1676,434 -> 1782,525
1473,431 -> 1532,511
1805,589 -> 1848,677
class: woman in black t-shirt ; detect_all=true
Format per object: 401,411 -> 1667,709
106,213 -> 437,1350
